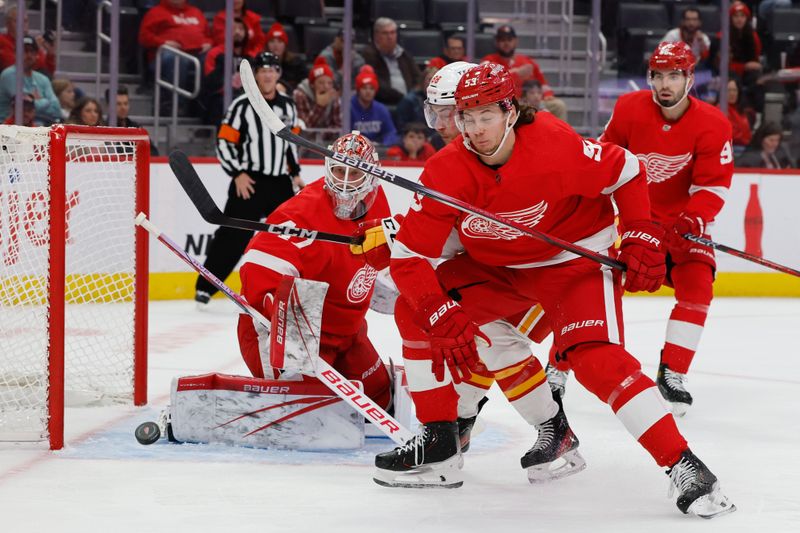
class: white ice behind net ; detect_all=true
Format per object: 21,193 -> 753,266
0,127 -> 139,441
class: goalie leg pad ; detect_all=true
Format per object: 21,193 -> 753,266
169,373 -> 365,450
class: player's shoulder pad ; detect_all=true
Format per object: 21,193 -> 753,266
690,97 -> 733,131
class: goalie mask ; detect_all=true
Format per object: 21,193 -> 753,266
324,132 -> 380,220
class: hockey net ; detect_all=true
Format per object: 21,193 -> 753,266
0,125 -> 149,449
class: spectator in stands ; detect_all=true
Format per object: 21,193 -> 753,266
3,92 -> 35,126
361,17 -> 422,106
521,79 -> 545,110
105,86 -> 138,128
724,77 -> 752,152
0,4 -> 56,76
758,0 -> 793,23
737,122 -> 795,168
316,29 -> 366,88
350,65 -> 399,146
67,96 -> 104,127
0,36 -> 60,125
662,8 -> 711,67
52,78 -> 76,122
395,65 -> 438,135
482,25 -> 568,121
716,1 -> 763,113
386,122 -> 436,162
210,0 -> 265,58
428,34 -> 467,70
265,23 -> 307,91
138,0 -> 212,114
105,85 -> 159,154
293,57 -> 341,135
201,18 -> 250,126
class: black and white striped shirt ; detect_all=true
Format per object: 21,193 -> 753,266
216,92 -> 301,178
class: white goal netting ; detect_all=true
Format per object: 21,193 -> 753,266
0,126 -> 146,443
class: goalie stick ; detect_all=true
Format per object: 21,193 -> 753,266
135,213 -> 415,445
168,150 -> 362,246
683,234 -> 800,277
238,59 -> 626,272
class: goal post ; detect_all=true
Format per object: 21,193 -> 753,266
0,125 -> 150,450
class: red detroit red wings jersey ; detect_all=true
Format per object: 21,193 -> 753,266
240,180 -> 390,337
392,112 -> 645,306
600,90 -> 733,225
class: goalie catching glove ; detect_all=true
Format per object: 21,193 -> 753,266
667,212 -> 706,252
618,220 -> 666,293
349,214 -> 403,270
416,294 -> 490,384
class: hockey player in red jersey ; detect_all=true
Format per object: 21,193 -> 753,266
237,132 -> 393,410
372,62 -> 734,518
599,42 -> 734,416
417,60 -> 574,464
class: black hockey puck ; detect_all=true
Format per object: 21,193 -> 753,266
135,421 -> 161,445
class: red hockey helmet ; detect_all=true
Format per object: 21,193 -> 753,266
454,63 -> 516,112
648,41 -> 696,75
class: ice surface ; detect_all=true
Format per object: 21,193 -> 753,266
1,298 -> 798,532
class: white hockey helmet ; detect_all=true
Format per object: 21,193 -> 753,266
424,61 -> 477,129
324,131 -> 380,220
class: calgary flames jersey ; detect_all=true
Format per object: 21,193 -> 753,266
240,179 -> 390,337
600,90 -> 734,226
391,112 -> 646,306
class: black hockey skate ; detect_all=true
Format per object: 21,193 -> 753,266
521,400 -> 586,483
457,397 -> 488,453
373,421 -> 463,488
657,363 -> 693,417
667,450 -> 736,518
545,363 -> 570,399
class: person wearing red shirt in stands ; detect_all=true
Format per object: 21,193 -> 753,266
481,25 -> 567,121
0,5 -> 55,75
138,0 -> 212,113
386,123 -> 436,162
725,77 -> 752,149
209,0 -> 266,58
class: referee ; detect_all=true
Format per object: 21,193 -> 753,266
195,52 -> 305,306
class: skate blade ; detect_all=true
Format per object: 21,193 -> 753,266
669,401 -> 690,418
527,449 -> 587,484
687,483 -> 737,519
373,456 -> 464,489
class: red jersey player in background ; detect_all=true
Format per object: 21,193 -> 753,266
237,132 -> 392,410
372,63 -> 734,518
599,42 -> 734,416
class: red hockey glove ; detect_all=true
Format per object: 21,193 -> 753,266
618,220 -> 666,293
418,295 -> 490,384
349,215 -> 403,270
667,212 -> 706,252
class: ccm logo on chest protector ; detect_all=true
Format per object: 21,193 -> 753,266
429,300 -> 458,326
621,230 -> 661,247
561,319 -> 605,336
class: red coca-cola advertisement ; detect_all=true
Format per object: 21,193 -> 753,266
744,182 -> 763,258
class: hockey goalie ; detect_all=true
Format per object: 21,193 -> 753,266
137,132 -> 415,450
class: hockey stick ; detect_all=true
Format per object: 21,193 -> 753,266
135,213 -> 414,444
683,234 -> 800,277
239,60 -> 625,272
168,150 -> 362,246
